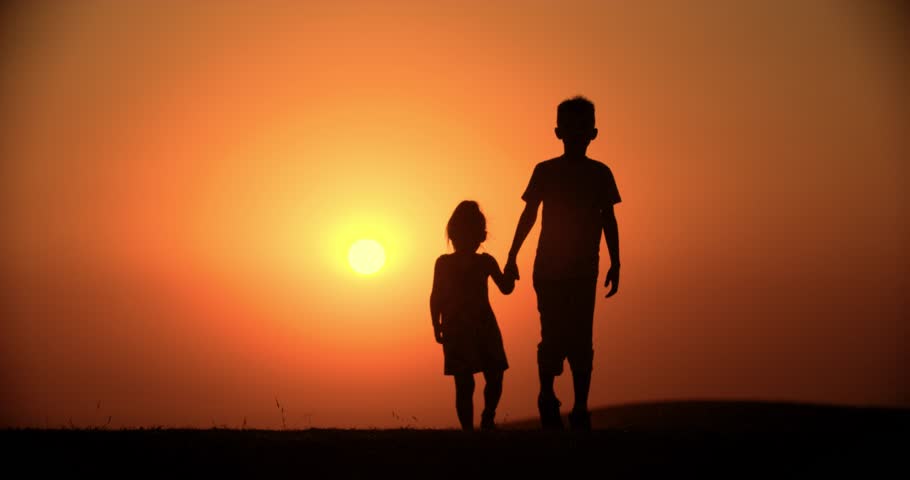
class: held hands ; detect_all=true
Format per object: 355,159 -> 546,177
604,264 -> 620,298
504,256 -> 616,297
504,256 -> 520,281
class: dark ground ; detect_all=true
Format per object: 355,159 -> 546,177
4,401 -> 907,477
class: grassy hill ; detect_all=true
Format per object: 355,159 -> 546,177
504,399 -> 907,432
4,401 -> 906,477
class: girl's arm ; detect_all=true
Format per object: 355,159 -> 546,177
429,257 -> 444,344
486,254 -> 515,295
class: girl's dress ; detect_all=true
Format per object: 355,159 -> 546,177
432,252 -> 509,375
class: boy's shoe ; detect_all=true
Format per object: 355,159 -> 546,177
538,394 -> 564,430
568,408 -> 591,432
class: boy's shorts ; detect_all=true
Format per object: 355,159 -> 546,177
533,275 -> 598,376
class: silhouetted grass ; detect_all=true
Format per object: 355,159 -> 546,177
275,397 -> 287,430
3,401 -> 906,477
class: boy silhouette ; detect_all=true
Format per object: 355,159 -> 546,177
504,96 -> 621,431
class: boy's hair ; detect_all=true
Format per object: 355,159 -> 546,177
557,96 -> 595,130
447,200 -> 487,251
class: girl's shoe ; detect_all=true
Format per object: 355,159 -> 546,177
480,410 -> 497,430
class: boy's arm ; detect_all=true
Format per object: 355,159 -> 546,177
602,204 -> 620,298
505,200 -> 540,280
486,254 -> 515,295
429,258 -> 444,343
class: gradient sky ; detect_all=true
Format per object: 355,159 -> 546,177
1,1 -> 907,429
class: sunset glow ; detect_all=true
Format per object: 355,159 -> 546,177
0,1 -> 906,430
348,239 -> 386,275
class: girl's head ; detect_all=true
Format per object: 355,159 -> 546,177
446,200 -> 487,253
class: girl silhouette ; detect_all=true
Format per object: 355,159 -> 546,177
430,201 -> 515,431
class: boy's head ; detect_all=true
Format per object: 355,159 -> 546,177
555,96 -> 598,148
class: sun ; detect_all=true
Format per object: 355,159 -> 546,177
348,239 -> 386,275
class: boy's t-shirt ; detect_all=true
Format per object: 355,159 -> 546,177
521,156 -> 621,280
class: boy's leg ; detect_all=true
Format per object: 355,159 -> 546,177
454,374 -> 475,431
568,344 -> 594,418
566,277 -> 597,431
534,278 -> 567,430
568,365 -> 592,432
537,368 -> 563,430
570,367 -> 592,414
538,368 -> 557,399
480,370 -> 503,430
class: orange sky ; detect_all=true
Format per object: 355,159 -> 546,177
1,1 -> 907,429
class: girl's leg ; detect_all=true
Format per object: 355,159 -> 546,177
481,370 -> 504,429
454,374 -> 475,431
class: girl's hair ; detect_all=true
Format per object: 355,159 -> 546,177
446,200 -> 487,252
